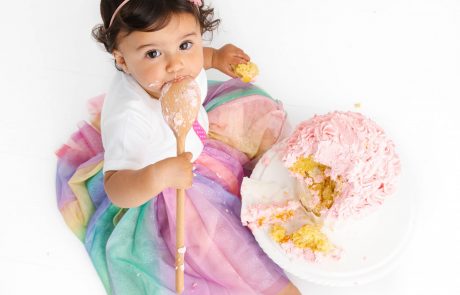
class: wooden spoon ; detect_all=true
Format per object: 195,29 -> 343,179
160,76 -> 201,294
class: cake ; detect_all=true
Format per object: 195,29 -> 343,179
233,62 -> 259,83
241,111 -> 401,263
282,111 -> 401,221
242,198 -> 340,262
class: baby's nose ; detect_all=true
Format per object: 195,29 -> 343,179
166,54 -> 184,73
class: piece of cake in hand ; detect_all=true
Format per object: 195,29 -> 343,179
233,62 -> 259,83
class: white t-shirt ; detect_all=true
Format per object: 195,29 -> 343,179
101,69 -> 209,174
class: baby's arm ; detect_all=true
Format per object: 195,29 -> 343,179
104,152 -> 193,208
203,44 -> 250,77
203,47 -> 215,70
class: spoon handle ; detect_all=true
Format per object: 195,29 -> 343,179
175,188 -> 185,293
176,137 -> 186,294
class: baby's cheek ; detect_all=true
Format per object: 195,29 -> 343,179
192,48 -> 204,69
143,69 -> 164,90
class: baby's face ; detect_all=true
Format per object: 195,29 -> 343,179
114,12 -> 203,99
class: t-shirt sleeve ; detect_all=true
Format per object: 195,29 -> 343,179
102,114 -> 156,173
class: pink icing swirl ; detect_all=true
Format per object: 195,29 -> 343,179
281,111 -> 401,220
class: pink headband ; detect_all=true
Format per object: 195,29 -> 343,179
108,0 -> 130,28
108,0 -> 203,29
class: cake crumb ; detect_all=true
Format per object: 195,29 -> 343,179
262,155 -> 271,166
354,102 -> 362,109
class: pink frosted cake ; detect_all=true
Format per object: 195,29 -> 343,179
281,111 -> 401,220
242,111 -> 401,263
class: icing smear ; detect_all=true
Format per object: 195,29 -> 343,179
160,77 -> 201,135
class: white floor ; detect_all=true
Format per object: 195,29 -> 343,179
1,0 -> 459,294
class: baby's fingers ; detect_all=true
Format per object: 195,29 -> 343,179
224,65 -> 238,78
236,51 -> 250,62
179,152 -> 193,161
228,45 -> 250,61
230,56 -> 249,66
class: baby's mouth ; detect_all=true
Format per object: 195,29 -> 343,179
169,75 -> 191,84
160,75 -> 192,90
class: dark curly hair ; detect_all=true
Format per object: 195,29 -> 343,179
92,0 -> 220,54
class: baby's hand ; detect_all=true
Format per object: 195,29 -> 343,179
165,152 -> 194,189
212,44 -> 250,78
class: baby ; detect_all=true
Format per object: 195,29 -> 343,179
56,0 -> 301,294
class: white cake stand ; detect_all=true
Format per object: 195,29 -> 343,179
241,145 -> 416,286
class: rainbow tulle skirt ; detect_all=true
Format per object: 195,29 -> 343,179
56,79 -> 291,294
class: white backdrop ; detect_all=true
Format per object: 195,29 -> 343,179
0,0 -> 459,294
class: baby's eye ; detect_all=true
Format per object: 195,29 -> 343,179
146,50 -> 161,59
179,41 -> 193,51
